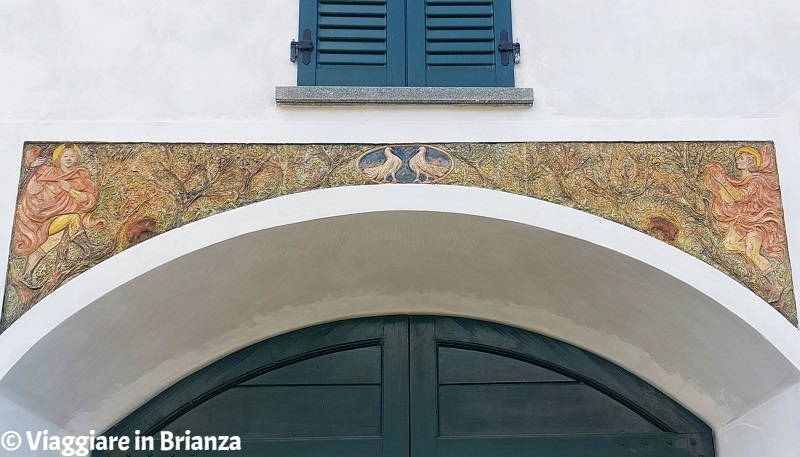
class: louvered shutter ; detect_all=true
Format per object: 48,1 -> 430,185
407,0 -> 514,87
298,0 -> 406,86
297,0 -> 514,87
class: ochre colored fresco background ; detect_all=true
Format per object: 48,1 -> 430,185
2,141 -> 795,332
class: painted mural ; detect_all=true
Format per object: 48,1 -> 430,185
2,141 -> 795,332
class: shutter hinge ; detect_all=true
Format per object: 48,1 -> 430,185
291,29 -> 314,65
498,30 -> 521,66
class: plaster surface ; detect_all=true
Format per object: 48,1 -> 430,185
1,1 -> 800,121
717,383 -> 800,456
0,393 -> 65,457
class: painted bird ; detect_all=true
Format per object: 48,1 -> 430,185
409,146 -> 449,182
362,147 -> 403,183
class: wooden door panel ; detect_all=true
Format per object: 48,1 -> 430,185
98,317 -> 408,457
439,383 -> 660,436
409,316 -> 714,457
165,384 -> 382,438
438,346 -> 571,383
242,344 -> 382,385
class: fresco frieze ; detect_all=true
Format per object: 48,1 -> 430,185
2,141 -> 795,332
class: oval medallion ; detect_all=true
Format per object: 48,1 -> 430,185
358,145 -> 453,184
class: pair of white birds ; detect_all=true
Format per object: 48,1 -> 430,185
363,146 -> 449,183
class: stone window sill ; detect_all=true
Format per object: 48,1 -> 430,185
275,86 -> 534,106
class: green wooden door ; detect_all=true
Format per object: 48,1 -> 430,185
98,316 -> 714,456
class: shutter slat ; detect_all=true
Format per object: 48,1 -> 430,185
319,4 -> 386,16
427,29 -> 494,42
427,17 -> 494,29
319,16 -> 387,29
319,28 -> 387,41
318,53 -> 387,65
426,5 -> 493,17
426,0 -> 493,4
319,0 -> 386,3
426,42 -> 494,54
319,41 -> 387,53
426,54 -> 496,66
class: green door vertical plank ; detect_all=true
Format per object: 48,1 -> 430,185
409,316 -> 438,457
382,316 -> 411,457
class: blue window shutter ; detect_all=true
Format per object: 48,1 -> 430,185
407,0 -> 515,87
298,0 -> 406,86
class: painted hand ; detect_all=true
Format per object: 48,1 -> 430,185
712,170 -> 726,185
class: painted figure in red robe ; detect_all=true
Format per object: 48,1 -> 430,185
705,145 -> 786,302
13,144 -> 104,286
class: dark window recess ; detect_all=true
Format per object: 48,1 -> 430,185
296,0 -> 517,87
98,317 -> 715,457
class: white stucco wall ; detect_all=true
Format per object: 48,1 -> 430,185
2,1 -> 800,456
1,0 -> 800,122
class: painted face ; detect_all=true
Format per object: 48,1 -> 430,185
60,148 -> 80,169
736,152 -> 755,171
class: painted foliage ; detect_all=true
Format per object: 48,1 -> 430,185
2,141 -> 795,332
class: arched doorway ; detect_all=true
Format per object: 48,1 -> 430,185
101,316 -> 714,456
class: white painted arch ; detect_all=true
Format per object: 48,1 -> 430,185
1,185 -> 799,456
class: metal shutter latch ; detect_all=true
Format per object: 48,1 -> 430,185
498,30 -> 521,66
291,29 -> 314,65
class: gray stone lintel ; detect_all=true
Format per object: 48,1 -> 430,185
276,86 -> 534,106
